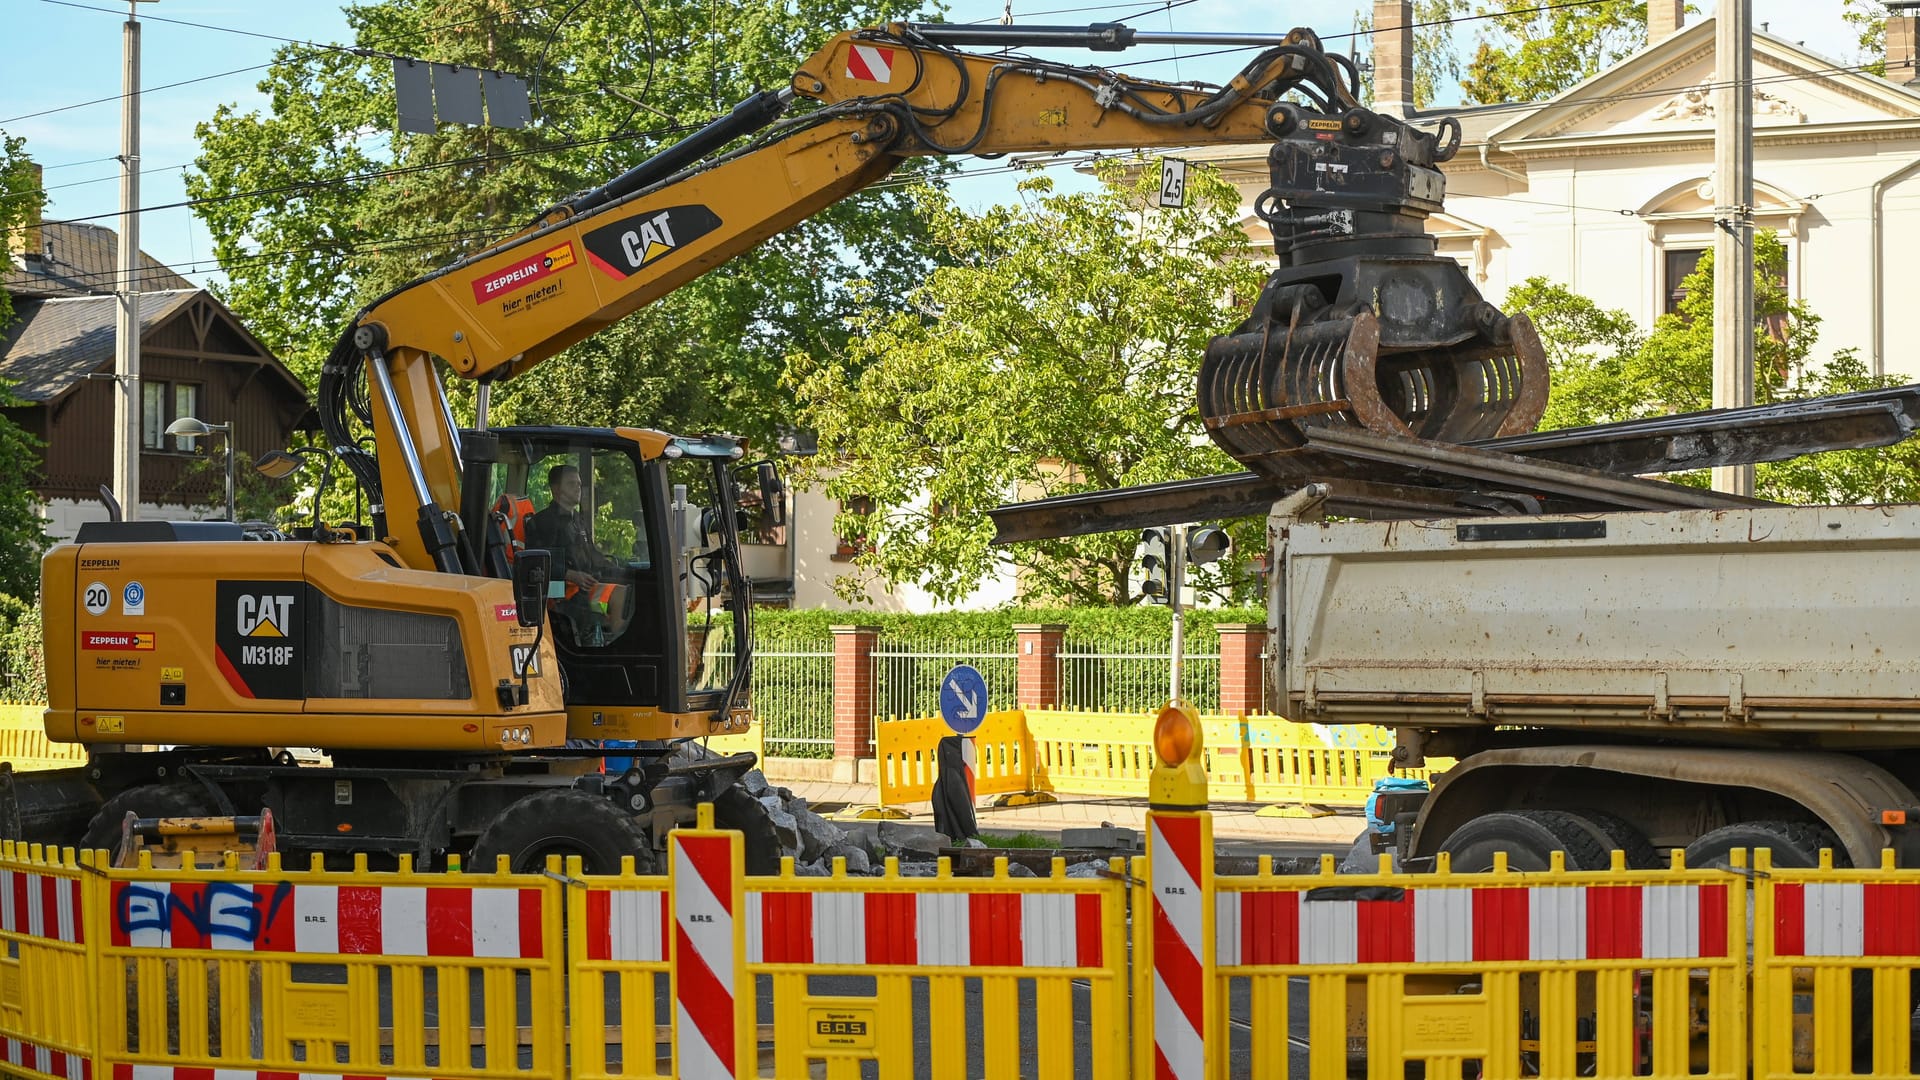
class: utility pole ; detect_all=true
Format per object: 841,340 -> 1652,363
1167,523 -> 1187,703
1711,0 -> 1755,496
113,0 -> 152,520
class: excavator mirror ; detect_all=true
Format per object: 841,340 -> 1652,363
511,549 -> 550,628
756,462 -> 786,528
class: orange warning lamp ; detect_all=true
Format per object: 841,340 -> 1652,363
1149,699 -> 1209,811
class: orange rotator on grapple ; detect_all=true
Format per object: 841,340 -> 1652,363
1198,58 -> 1548,471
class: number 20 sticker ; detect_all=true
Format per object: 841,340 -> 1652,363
84,582 -> 110,616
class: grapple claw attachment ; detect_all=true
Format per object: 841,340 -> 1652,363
1199,259 -> 1548,473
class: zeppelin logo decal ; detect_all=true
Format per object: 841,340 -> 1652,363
83,631 -> 154,651
846,45 -> 895,84
582,206 -> 723,281
470,242 -> 576,304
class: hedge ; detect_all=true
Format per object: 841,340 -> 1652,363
705,605 -> 1266,648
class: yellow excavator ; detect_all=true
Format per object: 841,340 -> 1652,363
15,20 -> 1539,872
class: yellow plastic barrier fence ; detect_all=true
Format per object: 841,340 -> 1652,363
0,705 -> 86,772
0,842 -> 94,1080
1751,847 -> 1920,1078
97,848 -> 567,1080
1150,820 -> 1752,1080
1023,709 -> 1444,807
873,711 -> 1032,808
703,721 -> 765,763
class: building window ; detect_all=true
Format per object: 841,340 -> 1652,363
831,496 -> 873,561
141,380 -> 201,451
1664,248 -> 1706,315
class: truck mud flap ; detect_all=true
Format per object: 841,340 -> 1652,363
0,762 -> 102,847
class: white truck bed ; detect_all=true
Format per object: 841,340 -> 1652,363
1277,503 -> 1920,740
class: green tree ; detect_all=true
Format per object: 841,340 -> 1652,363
0,131 -> 52,600
189,0 -> 940,448
1458,1 -> 1647,105
1844,0 -> 1889,76
786,162 -> 1267,606
1504,231 -> 1920,503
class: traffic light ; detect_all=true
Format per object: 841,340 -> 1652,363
1140,528 -> 1170,604
1187,526 -> 1231,566
1148,699 -> 1209,810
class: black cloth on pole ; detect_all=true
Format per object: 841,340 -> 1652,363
931,735 -> 978,840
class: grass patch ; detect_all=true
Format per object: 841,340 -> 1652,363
978,831 -> 1055,849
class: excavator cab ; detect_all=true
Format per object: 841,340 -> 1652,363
470,426 -> 754,743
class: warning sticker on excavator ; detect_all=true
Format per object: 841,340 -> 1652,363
845,45 -> 895,84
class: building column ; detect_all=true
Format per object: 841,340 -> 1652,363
1015,624 -> 1068,709
831,625 -> 881,780
1371,0 -> 1414,118
1216,623 -> 1266,717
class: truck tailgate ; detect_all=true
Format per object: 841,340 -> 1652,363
1280,503 -> 1920,736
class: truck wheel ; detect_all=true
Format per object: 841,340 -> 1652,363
1563,810 -> 1661,869
79,783 -> 220,860
1682,820 -> 1845,869
471,790 -> 654,875
1437,810 -> 1611,873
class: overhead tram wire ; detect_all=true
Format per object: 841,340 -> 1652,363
18,0 -> 651,126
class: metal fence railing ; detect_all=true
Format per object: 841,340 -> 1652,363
1058,639 -> 1221,713
700,627 -> 836,759
871,637 -> 1019,740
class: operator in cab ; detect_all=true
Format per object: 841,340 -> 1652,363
528,464 -> 630,645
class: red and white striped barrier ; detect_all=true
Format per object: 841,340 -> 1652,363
1774,881 -> 1920,956
105,881 -> 543,957
582,887 -> 669,962
672,834 -> 741,1080
112,1070 -> 426,1080
744,888 -> 1104,968
8,1038 -> 86,1080
0,869 -> 83,945
1150,813 -> 1209,1080
1215,883 -> 1732,966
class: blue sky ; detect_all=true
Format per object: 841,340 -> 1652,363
2,1 -> 1863,290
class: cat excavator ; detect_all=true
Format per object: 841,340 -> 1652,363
17,19 -> 1539,872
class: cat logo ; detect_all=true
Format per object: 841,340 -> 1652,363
583,205 -> 722,281
620,212 -> 678,267
237,594 -> 296,638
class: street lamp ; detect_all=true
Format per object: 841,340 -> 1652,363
164,416 -> 234,522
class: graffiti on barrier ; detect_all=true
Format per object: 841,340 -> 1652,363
114,881 -> 292,946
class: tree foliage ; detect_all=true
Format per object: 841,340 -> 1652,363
786,162 -> 1267,607
1456,1 -> 1647,105
1844,0 -> 1890,77
0,132 -> 51,600
1505,230 -> 1920,503
188,0 -> 940,448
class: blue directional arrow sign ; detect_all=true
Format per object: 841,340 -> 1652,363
939,664 -> 988,735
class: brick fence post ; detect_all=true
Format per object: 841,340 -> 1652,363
1216,623 -> 1266,716
1014,623 -> 1068,709
831,625 -> 882,782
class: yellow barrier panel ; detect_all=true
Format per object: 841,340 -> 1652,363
746,852 -> 1130,1079
1024,709 -> 1441,807
0,841 -> 97,1080
704,721 -> 765,763
1195,835 -> 1750,1080
1751,847 -> 1920,1079
874,711 -> 1031,808
566,853 -> 672,1080
94,849 -> 566,1080
0,706 -> 86,772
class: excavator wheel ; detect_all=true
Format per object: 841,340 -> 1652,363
714,786 -> 785,877
470,789 -> 654,875
79,783 -> 220,861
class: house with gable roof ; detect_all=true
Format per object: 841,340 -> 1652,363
2,179 -> 314,541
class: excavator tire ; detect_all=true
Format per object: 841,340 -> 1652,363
79,783 -> 220,861
470,789 -> 654,875
714,785 -> 784,877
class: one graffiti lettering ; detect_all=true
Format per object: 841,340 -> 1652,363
115,882 -> 292,946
